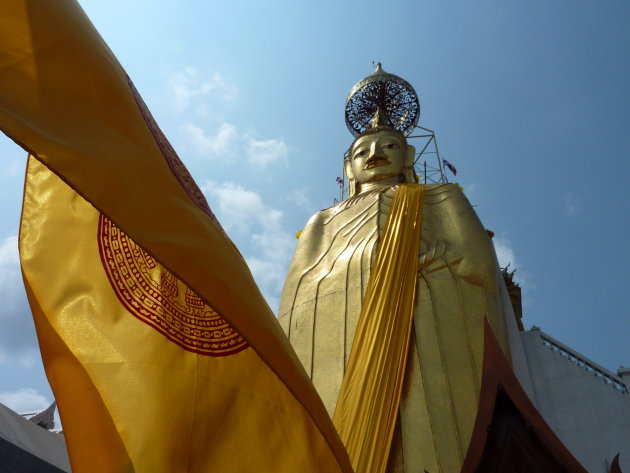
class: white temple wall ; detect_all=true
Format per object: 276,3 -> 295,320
520,328 -> 630,473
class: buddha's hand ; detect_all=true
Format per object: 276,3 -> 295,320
418,239 -> 447,271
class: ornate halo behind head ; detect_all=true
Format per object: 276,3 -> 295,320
345,63 -> 420,138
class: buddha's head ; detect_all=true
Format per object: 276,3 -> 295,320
344,115 -> 416,196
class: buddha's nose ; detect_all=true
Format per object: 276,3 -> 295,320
369,142 -> 385,157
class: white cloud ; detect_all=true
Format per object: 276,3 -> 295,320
0,388 -> 50,414
493,236 -> 535,306
171,66 -> 238,112
18,352 -> 37,368
287,188 -> 312,210
460,182 -> 478,200
182,122 -> 238,158
246,137 -> 289,166
182,122 -> 289,168
0,235 -> 19,266
494,237 -> 517,268
202,182 -> 295,312
6,158 -> 23,177
0,235 -> 39,365
563,192 -> 579,215
170,67 -> 288,167
207,182 -> 267,232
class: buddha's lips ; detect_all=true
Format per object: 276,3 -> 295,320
365,156 -> 390,169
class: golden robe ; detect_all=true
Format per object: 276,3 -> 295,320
279,183 -> 514,473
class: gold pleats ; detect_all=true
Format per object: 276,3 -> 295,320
333,184 -> 424,473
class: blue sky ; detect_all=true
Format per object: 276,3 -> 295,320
0,0 -> 628,414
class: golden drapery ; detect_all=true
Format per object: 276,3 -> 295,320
1,1 -> 352,472
333,184 -> 424,473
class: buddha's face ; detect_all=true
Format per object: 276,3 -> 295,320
347,129 -> 411,185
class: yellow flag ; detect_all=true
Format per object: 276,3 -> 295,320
0,1 -> 352,472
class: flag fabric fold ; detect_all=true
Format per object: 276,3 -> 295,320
443,159 -> 457,176
0,1 -> 352,472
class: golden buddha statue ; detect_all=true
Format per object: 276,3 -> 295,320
278,68 -> 515,473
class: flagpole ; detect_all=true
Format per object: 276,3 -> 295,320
434,135 -> 446,181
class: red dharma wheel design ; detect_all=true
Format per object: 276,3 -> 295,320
98,215 -> 248,357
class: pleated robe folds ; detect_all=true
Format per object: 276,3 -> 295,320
279,183 -> 514,473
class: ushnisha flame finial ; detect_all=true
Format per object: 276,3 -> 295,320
370,107 -> 392,129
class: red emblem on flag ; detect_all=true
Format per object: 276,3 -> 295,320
98,215 -> 248,357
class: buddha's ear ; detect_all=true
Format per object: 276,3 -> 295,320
403,144 -> 417,183
405,144 -> 415,167
344,158 -> 354,180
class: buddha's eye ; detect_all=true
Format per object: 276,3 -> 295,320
354,149 -> 368,157
384,143 -> 399,149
